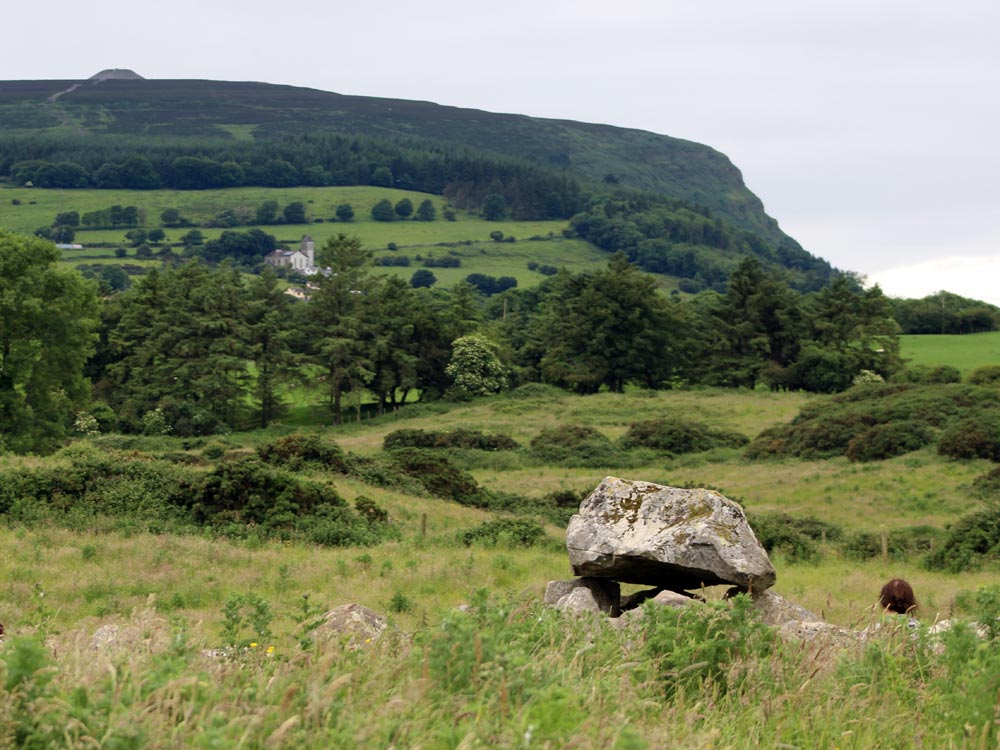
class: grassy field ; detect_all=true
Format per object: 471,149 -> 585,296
900,331 -> 1000,375
0,185 -> 632,288
3,386 -> 1000,747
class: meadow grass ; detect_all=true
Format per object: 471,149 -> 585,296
4,386 -> 1000,748
900,331 -> 1000,375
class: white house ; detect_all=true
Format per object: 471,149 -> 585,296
264,235 -> 316,271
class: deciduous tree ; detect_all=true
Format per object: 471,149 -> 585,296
0,230 -> 99,453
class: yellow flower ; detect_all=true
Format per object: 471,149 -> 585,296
266,646 -> 275,655
250,642 -> 258,649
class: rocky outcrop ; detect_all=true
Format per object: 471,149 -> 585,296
566,477 -> 775,592
312,603 -> 390,648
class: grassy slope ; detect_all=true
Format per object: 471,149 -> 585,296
3,386 -> 998,747
3,386 -> 993,633
900,331 -> 1000,375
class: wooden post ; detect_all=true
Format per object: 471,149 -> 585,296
421,513 -> 427,539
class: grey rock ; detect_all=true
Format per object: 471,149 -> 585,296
545,577 -> 621,615
312,603 -> 389,648
566,477 -> 776,591
743,589 -> 819,627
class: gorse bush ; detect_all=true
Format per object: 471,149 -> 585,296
529,424 -> 618,466
258,433 -> 349,471
891,364 -> 962,384
967,365 -> 1000,386
382,428 -> 519,451
746,384 -> 1000,460
461,518 -> 546,547
845,420 -> 935,462
747,512 -> 843,563
925,503 -> 1000,572
972,466 -> 1000,500
937,413 -> 1000,461
619,418 -> 748,454
0,446 -> 391,547
386,447 -> 483,504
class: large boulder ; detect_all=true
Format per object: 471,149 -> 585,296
566,477 -> 776,592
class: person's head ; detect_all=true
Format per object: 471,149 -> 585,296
879,578 -> 917,615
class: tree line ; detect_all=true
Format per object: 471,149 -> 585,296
1,228 -> 906,455
0,132 -> 585,221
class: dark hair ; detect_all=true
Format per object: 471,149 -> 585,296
879,578 -> 917,615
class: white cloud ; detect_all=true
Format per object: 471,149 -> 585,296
868,256 -> 1000,306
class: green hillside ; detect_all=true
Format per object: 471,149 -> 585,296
0,76 -> 787,245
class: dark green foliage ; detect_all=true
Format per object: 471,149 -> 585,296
972,466 -> 1000,501
529,424 -> 618,466
191,457 -> 384,545
891,364 -> 963,384
938,413 -> 1000,461
891,291 -> 1000,334
620,418 -> 748,454
394,198 -> 413,218
0,447 -> 194,529
415,199 -> 436,221
926,505 -> 1000,572
462,518 -> 546,547
641,594 -> 775,698
842,526 -> 944,561
747,512 -> 843,563
354,496 -> 389,524
371,198 -> 395,222
968,365 -> 1000,386
746,384 -> 1000,460
464,273 -> 517,296
383,428 -> 518,451
410,269 -> 436,288
387,447 -> 481,503
257,433 -> 349,472
845,420 -> 935,462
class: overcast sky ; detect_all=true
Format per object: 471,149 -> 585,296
4,1 -> 999,303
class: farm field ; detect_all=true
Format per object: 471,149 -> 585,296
900,330 -> 1000,375
0,185 -> 629,288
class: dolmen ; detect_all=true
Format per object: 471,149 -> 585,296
547,476 -> 776,617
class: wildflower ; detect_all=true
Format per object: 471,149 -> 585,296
266,646 -> 275,655
250,642 -> 258,649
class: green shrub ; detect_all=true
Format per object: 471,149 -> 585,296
747,512 -> 842,563
529,424 -> 618,466
968,365 -> 1000,386
845,420 -> 934,462
387,447 -> 482,503
938,412 -> 1000,461
258,433 -> 349,471
840,527 -> 941,561
892,365 -> 962,384
191,457 -> 343,528
383,428 -> 518,451
461,518 -> 546,547
620,418 -> 748,454
972,466 -> 1000,500
925,504 -> 1000,572
746,384 -> 1000,460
